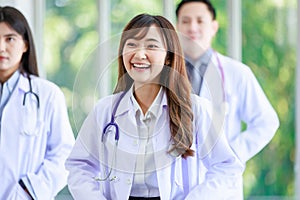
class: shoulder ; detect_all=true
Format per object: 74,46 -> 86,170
215,52 -> 253,75
214,52 -> 258,90
29,75 -> 64,97
94,92 -> 123,109
21,75 -> 67,103
30,75 -> 60,90
82,92 -> 124,131
91,92 -> 124,117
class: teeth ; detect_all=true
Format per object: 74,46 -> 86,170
133,63 -> 150,68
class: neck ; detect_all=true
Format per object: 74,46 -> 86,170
133,83 -> 160,115
0,66 -> 19,84
0,71 -> 12,84
185,46 -> 210,62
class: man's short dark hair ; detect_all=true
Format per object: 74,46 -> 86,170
176,0 -> 216,20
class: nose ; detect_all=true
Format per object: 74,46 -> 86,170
0,39 -> 5,52
188,21 -> 198,33
134,47 -> 147,60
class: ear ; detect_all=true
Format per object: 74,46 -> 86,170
165,52 -> 171,66
23,40 -> 28,53
212,20 -> 219,37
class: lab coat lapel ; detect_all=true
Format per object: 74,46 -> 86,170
107,91 -> 137,199
153,105 -> 178,200
1,75 -> 27,146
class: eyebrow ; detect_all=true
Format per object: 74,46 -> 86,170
145,38 -> 160,43
129,37 -> 161,43
3,33 -> 19,37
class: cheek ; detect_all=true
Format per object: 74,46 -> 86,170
151,54 -> 167,66
12,47 -> 26,61
122,52 -> 132,68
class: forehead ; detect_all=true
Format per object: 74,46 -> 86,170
0,22 -> 20,36
178,2 -> 212,19
131,25 -> 163,42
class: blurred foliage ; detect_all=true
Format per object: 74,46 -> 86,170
241,0 -> 296,198
44,0 -> 296,198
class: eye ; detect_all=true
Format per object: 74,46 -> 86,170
147,44 -> 159,49
125,42 -> 137,48
197,18 -> 204,24
125,39 -> 138,48
6,37 -> 16,42
180,17 -> 191,24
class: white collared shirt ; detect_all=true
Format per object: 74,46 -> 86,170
129,86 -> 164,197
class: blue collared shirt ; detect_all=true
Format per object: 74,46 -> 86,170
0,70 -> 20,133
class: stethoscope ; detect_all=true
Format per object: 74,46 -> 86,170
21,76 -> 41,136
94,91 -> 127,182
23,76 -> 40,108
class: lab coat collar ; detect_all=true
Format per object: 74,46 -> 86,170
1,70 -> 20,93
17,73 -> 31,93
130,86 -> 164,119
115,85 -> 168,117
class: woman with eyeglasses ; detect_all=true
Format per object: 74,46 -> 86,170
0,6 -> 74,200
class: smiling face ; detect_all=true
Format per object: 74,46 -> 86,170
0,22 -> 28,83
122,25 -> 167,88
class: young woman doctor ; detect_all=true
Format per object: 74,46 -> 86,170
0,6 -> 75,199
66,14 -> 243,200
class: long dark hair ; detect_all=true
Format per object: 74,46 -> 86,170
115,14 -> 194,158
0,6 -> 39,76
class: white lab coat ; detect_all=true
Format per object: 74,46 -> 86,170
200,52 -> 280,164
66,89 -> 244,200
196,52 -> 280,197
0,74 -> 75,200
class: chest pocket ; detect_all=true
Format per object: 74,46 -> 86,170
20,94 -> 44,137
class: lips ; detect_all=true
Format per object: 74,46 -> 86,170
0,56 -> 8,61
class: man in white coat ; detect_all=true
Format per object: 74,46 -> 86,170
176,0 -> 280,197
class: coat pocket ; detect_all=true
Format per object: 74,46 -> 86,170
20,101 -> 44,137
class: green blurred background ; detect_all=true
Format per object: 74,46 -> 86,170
43,0 -> 296,199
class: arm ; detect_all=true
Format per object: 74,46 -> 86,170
65,108 -> 107,200
230,67 -> 279,163
21,88 -> 75,199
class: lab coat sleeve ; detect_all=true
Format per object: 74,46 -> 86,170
230,67 -> 279,163
185,96 -> 244,200
22,87 -> 75,199
65,107 -> 107,200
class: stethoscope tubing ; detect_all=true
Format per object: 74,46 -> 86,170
23,76 -> 40,108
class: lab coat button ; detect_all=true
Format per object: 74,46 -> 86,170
126,179 -> 132,185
